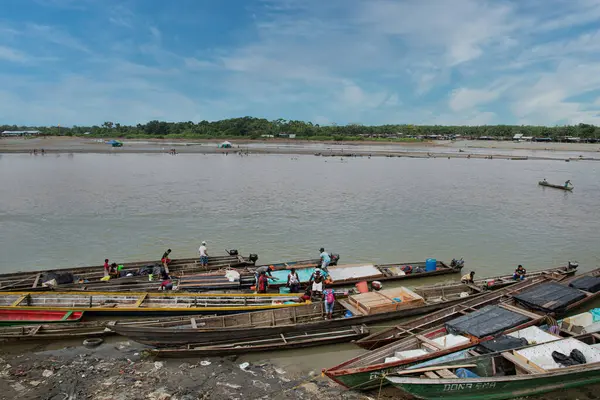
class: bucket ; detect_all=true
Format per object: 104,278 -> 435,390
425,258 -> 437,272
355,281 -> 369,293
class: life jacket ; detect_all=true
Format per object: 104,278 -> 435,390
325,289 -> 335,304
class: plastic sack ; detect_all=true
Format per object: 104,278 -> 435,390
455,368 -> 480,378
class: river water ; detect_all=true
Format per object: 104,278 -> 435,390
1,152 -> 598,275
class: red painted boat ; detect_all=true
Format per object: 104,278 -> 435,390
0,309 -> 84,326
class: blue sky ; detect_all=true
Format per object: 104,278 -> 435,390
2,0 -> 600,126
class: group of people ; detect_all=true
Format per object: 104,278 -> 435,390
253,247 -> 336,319
460,264 -> 528,284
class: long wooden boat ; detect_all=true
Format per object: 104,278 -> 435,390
416,264 -> 577,292
0,252 -> 254,291
108,276 -> 555,347
386,333 -> 600,400
177,260 -> 463,292
0,291 -> 309,316
5,257 -> 331,293
151,325 -> 370,358
539,181 -> 574,191
0,309 -> 84,326
0,313 -> 224,341
322,269 -> 600,391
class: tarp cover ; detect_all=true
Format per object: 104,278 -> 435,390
513,283 -> 587,313
475,335 -> 529,354
569,276 -> 600,294
445,305 -> 530,338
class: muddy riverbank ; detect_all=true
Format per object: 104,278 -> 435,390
1,137 -> 599,161
1,339 -> 600,400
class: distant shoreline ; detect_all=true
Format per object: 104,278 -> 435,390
1,137 -> 599,161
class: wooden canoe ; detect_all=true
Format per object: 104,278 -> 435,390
0,291 -> 309,316
0,252 -> 253,291
2,257 -> 326,293
178,260 -> 463,292
385,333 -> 600,400
151,325 -> 371,358
322,269 -> 600,391
413,264 -> 577,292
539,181 -> 574,191
0,309 -> 84,326
108,275 -> 558,347
0,313 -> 221,341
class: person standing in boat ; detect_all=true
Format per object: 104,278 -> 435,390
254,265 -> 275,290
287,268 -> 300,293
461,271 -> 475,284
542,178 -> 547,184
161,249 -> 172,273
320,247 -> 331,272
323,285 -> 336,319
564,180 -> 571,188
309,269 -> 325,297
103,259 -> 110,277
257,270 -> 269,294
513,265 -> 527,280
198,241 -> 208,267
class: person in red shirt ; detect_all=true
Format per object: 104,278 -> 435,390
257,271 -> 269,293
161,249 -> 172,273
103,259 -> 110,277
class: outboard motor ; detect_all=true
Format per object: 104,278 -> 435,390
568,260 -> 579,269
450,258 -> 465,269
227,249 -> 239,256
248,254 -> 259,264
329,253 -> 340,266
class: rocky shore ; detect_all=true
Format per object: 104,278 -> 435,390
2,339 -> 600,400
0,340 -> 376,400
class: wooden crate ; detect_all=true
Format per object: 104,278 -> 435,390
348,287 -> 425,315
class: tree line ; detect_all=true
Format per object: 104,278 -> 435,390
2,117 -> 599,140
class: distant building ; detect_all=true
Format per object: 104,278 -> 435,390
277,133 -> 296,139
1,130 -> 41,136
512,133 -> 523,141
261,134 -> 275,138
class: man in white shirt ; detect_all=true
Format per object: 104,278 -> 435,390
199,241 -> 208,266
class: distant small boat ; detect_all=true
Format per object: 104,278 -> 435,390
539,181 -> 573,191
0,309 -> 84,326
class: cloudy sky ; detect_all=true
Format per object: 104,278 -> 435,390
2,0 -> 600,126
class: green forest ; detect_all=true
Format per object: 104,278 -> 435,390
2,117 -> 600,141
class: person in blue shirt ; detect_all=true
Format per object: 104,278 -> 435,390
320,247 -> 331,271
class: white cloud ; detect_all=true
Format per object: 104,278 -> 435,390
27,24 -> 91,53
449,88 -> 502,112
0,46 -> 29,62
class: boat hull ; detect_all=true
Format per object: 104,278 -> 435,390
387,367 -> 600,400
538,181 -> 573,191
152,326 -> 370,357
0,310 -> 84,326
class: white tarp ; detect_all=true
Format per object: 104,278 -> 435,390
508,326 -> 561,345
328,264 -> 382,281
516,337 -> 600,370
431,334 -> 470,349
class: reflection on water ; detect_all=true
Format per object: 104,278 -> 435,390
0,154 -> 599,278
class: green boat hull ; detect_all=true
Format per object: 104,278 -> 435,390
388,368 -> 600,400
329,350 -> 472,391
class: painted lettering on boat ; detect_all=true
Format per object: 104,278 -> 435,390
444,382 -> 496,391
